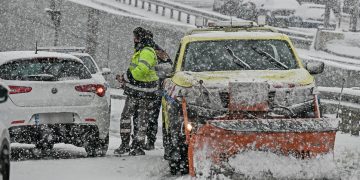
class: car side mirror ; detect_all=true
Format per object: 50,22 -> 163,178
305,61 -> 324,75
101,68 -> 111,76
0,85 -> 8,103
155,63 -> 173,78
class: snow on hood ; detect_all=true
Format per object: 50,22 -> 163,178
172,68 -> 314,88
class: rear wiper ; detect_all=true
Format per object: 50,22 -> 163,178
251,46 -> 289,70
224,46 -> 252,70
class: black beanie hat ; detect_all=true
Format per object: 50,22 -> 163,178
133,27 -> 147,39
146,29 -> 154,39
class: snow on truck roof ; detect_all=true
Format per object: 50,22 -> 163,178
185,31 -> 287,41
0,51 -> 82,64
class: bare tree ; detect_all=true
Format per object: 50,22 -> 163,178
46,0 -> 62,46
349,0 -> 360,31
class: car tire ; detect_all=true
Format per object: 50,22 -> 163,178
0,141 -> 10,180
167,103 -> 189,175
85,133 -> 109,157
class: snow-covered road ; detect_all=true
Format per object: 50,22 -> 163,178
10,98 -> 360,180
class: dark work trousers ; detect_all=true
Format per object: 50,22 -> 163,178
120,95 -> 153,148
133,96 -> 161,145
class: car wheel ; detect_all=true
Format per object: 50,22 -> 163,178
85,133 -> 109,157
0,141 -> 10,180
167,103 -> 189,175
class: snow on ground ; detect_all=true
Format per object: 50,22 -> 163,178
226,133 -> 360,180
297,48 -> 360,71
8,97 -> 360,180
318,86 -> 360,96
10,98 -> 171,180
10,98 -> 360,180
327,32 -> 360,58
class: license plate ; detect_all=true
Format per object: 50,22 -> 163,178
32,113 -> 74,125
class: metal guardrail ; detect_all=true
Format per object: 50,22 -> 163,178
114,0 -> 231,25
319,88 -> 360,135
107,0 -> 315,48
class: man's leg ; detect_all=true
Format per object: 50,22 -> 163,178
131,103 -> 139,149
144,97 -> 161,150
114,96 -> 137,155
130,98 -> 153,156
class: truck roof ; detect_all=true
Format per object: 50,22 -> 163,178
183,31 -> 288,42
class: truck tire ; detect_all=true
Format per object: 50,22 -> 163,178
167,103 -> 189,175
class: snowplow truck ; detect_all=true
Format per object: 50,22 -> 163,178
161,22 -> 338,177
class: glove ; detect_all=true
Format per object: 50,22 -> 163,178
116,74 -> 125,89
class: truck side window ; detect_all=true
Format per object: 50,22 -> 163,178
172,44 -> 182,73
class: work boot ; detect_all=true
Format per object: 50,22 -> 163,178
143,142 -> 155,151
113,144 -> 130,155
129,148 -> 145,156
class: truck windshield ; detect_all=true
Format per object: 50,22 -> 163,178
183,40 -> 298,72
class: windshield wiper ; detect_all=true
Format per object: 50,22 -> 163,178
224,46 -> 252,70
251,46 -> 289,70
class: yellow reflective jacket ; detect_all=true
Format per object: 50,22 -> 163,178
129,47 -> 159,82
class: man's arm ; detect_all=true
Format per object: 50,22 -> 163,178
131,49 -> 157,81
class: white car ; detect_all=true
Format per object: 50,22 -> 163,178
0,51 -> 110,157
0,84 -> 10,180
37,47 -> 112,106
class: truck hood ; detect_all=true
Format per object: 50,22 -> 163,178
171,68 -> 314,88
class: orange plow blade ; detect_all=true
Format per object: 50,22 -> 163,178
187,118 -> 338,177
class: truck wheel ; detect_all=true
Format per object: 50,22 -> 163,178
168,134 -> 189,175
167,103 -> 189,175
85,133 -> 109,157
162,121 -> 171,160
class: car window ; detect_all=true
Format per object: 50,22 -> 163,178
76,56 -> 98,74
183,40 -> 298,72
0,58 -> 92,81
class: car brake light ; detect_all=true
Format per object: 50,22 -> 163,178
8,86 -> 32,94
75,84 -> 106,97
85,118 -> 96,122
11,120 -> 25,124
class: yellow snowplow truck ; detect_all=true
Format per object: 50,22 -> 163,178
161,21 -> 338,177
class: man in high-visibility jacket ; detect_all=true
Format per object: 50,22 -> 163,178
114,27 -> 159,156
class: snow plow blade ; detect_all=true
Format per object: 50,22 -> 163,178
187,118 -> 338,177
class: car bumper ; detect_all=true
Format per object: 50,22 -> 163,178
9,124 -> 100,146
0,102 -> 110,139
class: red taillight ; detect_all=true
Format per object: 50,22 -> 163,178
85,118 -> 96,122
11,120 -> 25,124
75,84 -> 106,97
8,86 -> 32,94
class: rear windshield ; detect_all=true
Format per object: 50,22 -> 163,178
0,58 -> 92,81
75,55 -> 98,74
